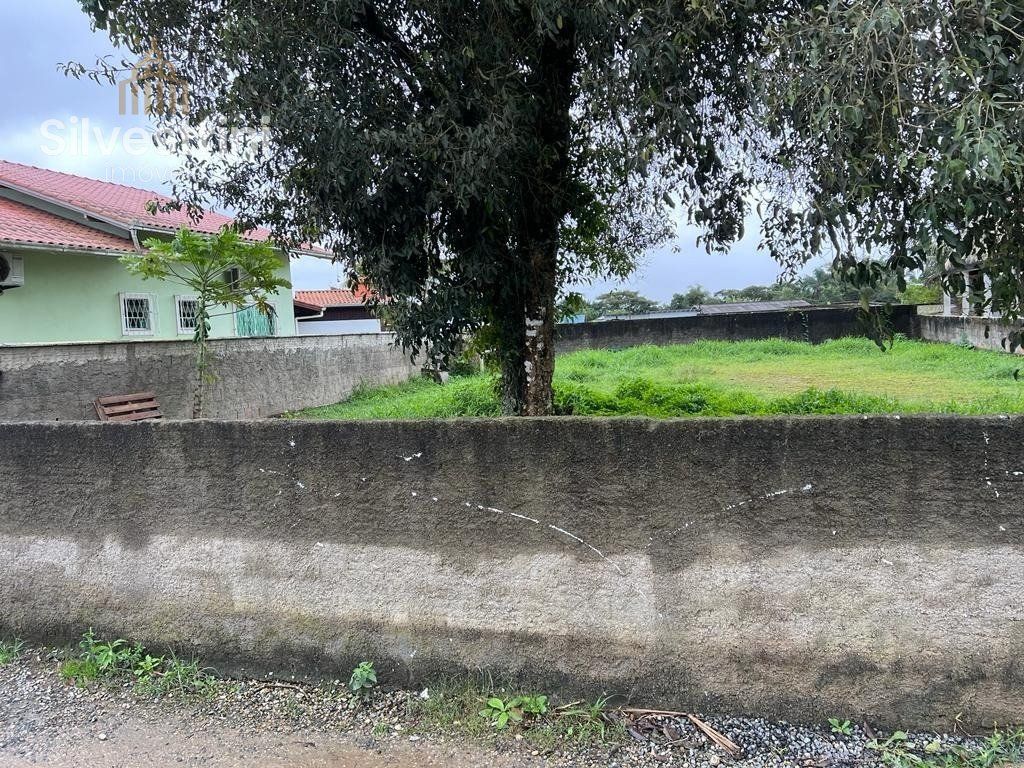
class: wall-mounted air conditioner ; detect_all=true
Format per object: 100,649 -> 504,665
0,253 -> 24,289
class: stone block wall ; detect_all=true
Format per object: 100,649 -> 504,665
0,334 -> 418,420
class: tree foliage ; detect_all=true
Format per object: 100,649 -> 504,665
753,0 -> 1024,339
122,228 -> 289,417
587,290 -> 663,318
670,268 -> 938,309
669,286 -> 723,309
76,0 -> 785,414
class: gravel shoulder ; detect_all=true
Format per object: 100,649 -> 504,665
1,652 -> 539,768
0,649 -> 1006,768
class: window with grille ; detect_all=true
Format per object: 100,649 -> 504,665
119,293 -> 155,336
175,296 -> 200,334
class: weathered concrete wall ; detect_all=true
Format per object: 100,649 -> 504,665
0,334 -> 418,420
920,315 -> 1024,354
1,416 -> 1021,727
556,304 -> 920,352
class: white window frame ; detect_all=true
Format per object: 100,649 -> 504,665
119,292 -> 156,337
174,295 -> 201,335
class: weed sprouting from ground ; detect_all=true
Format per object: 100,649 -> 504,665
0,639 -> 24,666
406,678 -> 497,739
829,717 -> 854,735
349,661 -> 378,701
294,338 -> 1024,420
405,678 -> 621,750
869,727 -> 1024,768
59,629 -> 215,696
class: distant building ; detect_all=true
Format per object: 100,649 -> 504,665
594,299 -> 811,322
293,288 -> 380,335
941,265 -> 997,318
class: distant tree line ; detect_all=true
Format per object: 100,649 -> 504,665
571,267 -> 941,321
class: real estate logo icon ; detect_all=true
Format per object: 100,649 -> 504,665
118,39 -> 190,117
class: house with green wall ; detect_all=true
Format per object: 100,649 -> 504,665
0,161 -> 321,345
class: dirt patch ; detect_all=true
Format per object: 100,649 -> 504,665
0,654 -> 589,768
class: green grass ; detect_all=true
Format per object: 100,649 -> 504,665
0,639 -> 24,666
294,337 -> 1024,420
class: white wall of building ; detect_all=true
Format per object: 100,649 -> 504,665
296,318 -> 382,335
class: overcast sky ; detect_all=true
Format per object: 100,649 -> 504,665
0,0 -> 808,298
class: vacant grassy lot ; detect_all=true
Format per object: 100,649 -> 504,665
296,337 -> 1024,419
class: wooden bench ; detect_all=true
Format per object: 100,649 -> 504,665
94,391 -> 163,422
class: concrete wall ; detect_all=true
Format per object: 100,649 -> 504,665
0,333 -> 417,420
920,315 -> 1024,354
556,304 -> 920,352
296,318 -> 383,335
1,416 -> 1021,727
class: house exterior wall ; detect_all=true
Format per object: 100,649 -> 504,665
296,318 -> 382,335
319,306 -> 375,321
0,248 -> 295,344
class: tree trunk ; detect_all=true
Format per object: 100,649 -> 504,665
192,342 -> 207,419
192,374 -> 204,419
498,246 -> 558,416
522,302 -> 556,415
192,311 -> 211,419
521,244 -> 558,415
497,13 -> 576,417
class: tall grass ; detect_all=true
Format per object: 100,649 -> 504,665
295,337 -> 1024,420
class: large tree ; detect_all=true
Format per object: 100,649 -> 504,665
76,0 -> 785,414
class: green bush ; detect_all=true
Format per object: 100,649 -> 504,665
769,388 -> 898,415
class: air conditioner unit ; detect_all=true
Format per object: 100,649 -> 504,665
0,253 -> 24,289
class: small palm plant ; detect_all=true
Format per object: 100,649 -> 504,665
121,227 -> 290,417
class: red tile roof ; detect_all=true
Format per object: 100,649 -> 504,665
294,288 -> 372,309
0,197 -> 136,253
0,160 -> 330,256
0,160 -> 264,238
